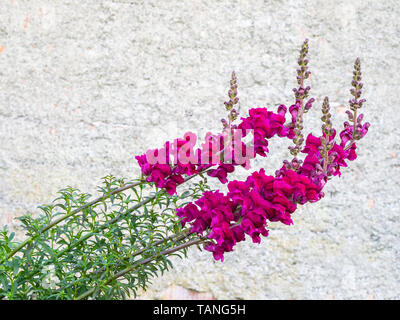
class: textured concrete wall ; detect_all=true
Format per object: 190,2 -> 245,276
0,0 -> 399,299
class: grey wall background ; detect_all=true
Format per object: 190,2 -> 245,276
0,0 -> 399,299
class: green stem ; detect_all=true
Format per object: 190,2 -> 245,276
87,229 -> 192,281
76,237 -> 204,300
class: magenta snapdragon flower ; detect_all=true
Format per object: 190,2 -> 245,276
135,106 -> 293,194
177,166 -> 326,261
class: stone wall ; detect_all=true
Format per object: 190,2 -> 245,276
0,0 -> 399,299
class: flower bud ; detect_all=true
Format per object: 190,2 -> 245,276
345,110 -> 353,120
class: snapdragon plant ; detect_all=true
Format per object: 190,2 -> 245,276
0,40 -> 369,299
